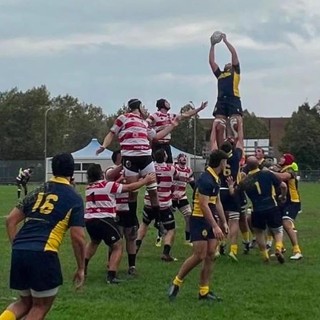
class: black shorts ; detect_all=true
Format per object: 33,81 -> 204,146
251,207 -> 282,230
16,179 -> 27,187
85,217 -> 122,246
122,155 -> 154,174
172,199 -> 190,210
220,189 -> 241,213
152,143 -> 173,164
117,210 -> 139,229
190,216 -> 215,242
280,202 -> 301,221
142,207 -> 175,230
213,97 -> 242,117
10,250 -> 62,292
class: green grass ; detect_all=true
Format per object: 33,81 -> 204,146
0,183 -> 320,320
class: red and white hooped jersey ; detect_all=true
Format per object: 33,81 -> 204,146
144,162 -> 176,209
85,180 -> 123,219
147,111 -> 176,144
105,166 -> 129,212
173,164 -> 194,200
110,113 -> 156,157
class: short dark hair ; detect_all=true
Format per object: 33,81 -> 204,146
87,164 -> 103,183
208,150 -> 228,168
220,141 -> 233,154
128,99 -> 141,111
156,98 -> 167,110
52,153 -> 74,177
112,150 -> 121,164
153,148 -> 166,163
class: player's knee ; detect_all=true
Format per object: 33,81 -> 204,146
126,226 -> 138,241
229,115 -> 241,138
181,206 -> 191,218
214,118 -> 227,132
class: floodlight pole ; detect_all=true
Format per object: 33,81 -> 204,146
189,101 -> 197,172
44,106 -> 54,182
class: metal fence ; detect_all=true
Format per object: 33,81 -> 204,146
1,160 -> 320,184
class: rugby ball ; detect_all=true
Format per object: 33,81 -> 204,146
210,31 -> 223,45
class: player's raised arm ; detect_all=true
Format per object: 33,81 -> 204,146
222,33 -> 239,67
209,43 -> 220,76
179,101 -> 208,120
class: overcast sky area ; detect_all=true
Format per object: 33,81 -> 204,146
0,0 -> 319,118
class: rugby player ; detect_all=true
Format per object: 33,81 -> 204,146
219,137 -> 243,261
168,150 -> 229,301
271,153 -> 303,260
136,149 -> 177,261
84,164 -> 156,283
16,167 -> 33,199
209,33 -> 243,150
96,99 -> 179,237
228,156 -> 287,264
105,150 -> 139,275
147,99 -> 207,163
0,153 -> 85,320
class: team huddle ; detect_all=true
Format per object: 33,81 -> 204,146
0,33 -> 303,320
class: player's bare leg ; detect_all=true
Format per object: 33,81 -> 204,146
210,116 -> 227,150
229,114 -> 243,140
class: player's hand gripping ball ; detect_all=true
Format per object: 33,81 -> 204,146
210,31 -> 223,45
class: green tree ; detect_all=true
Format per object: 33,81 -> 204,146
0,86 -> 51,160
171,104 -> 205,155
0,87 -> 110,160
280,102 -> 320,170
243,109 -> 269,139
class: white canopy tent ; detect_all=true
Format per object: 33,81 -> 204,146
46,138 -> 113,183
45,140 -> 205,182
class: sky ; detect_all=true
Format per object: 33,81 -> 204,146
0,0 -> 319,118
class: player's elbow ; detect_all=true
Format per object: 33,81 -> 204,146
70,227 -> 86,245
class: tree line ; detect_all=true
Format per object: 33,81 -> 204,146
0,86 -> 319,169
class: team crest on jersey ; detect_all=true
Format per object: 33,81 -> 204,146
125,160 -> 132,168
202,229 -> 208,237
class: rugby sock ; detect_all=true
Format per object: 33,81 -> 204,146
173,276 -> 183,287
107,270 -> 116,280
199,285 -> 210,297
185,231 -> 191,241
136,239 -> 142,253
293,245 -> 301,254
163,244 -> 171,256
128,254 -> 136,267
0,310 -> 16,320
17,190 -> 21,199
260,249 -> 269,261
275,242 -> 283,253
230,244 -> 238,255
84,258 -> 89,275
242,231 -> 250,243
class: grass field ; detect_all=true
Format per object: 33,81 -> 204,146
0,183 -> 320,320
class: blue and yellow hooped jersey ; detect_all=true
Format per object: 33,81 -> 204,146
214,64 -> 240,99
192,167 -> 220,217
280,165 -> 300,203
13,177 -> 85,252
